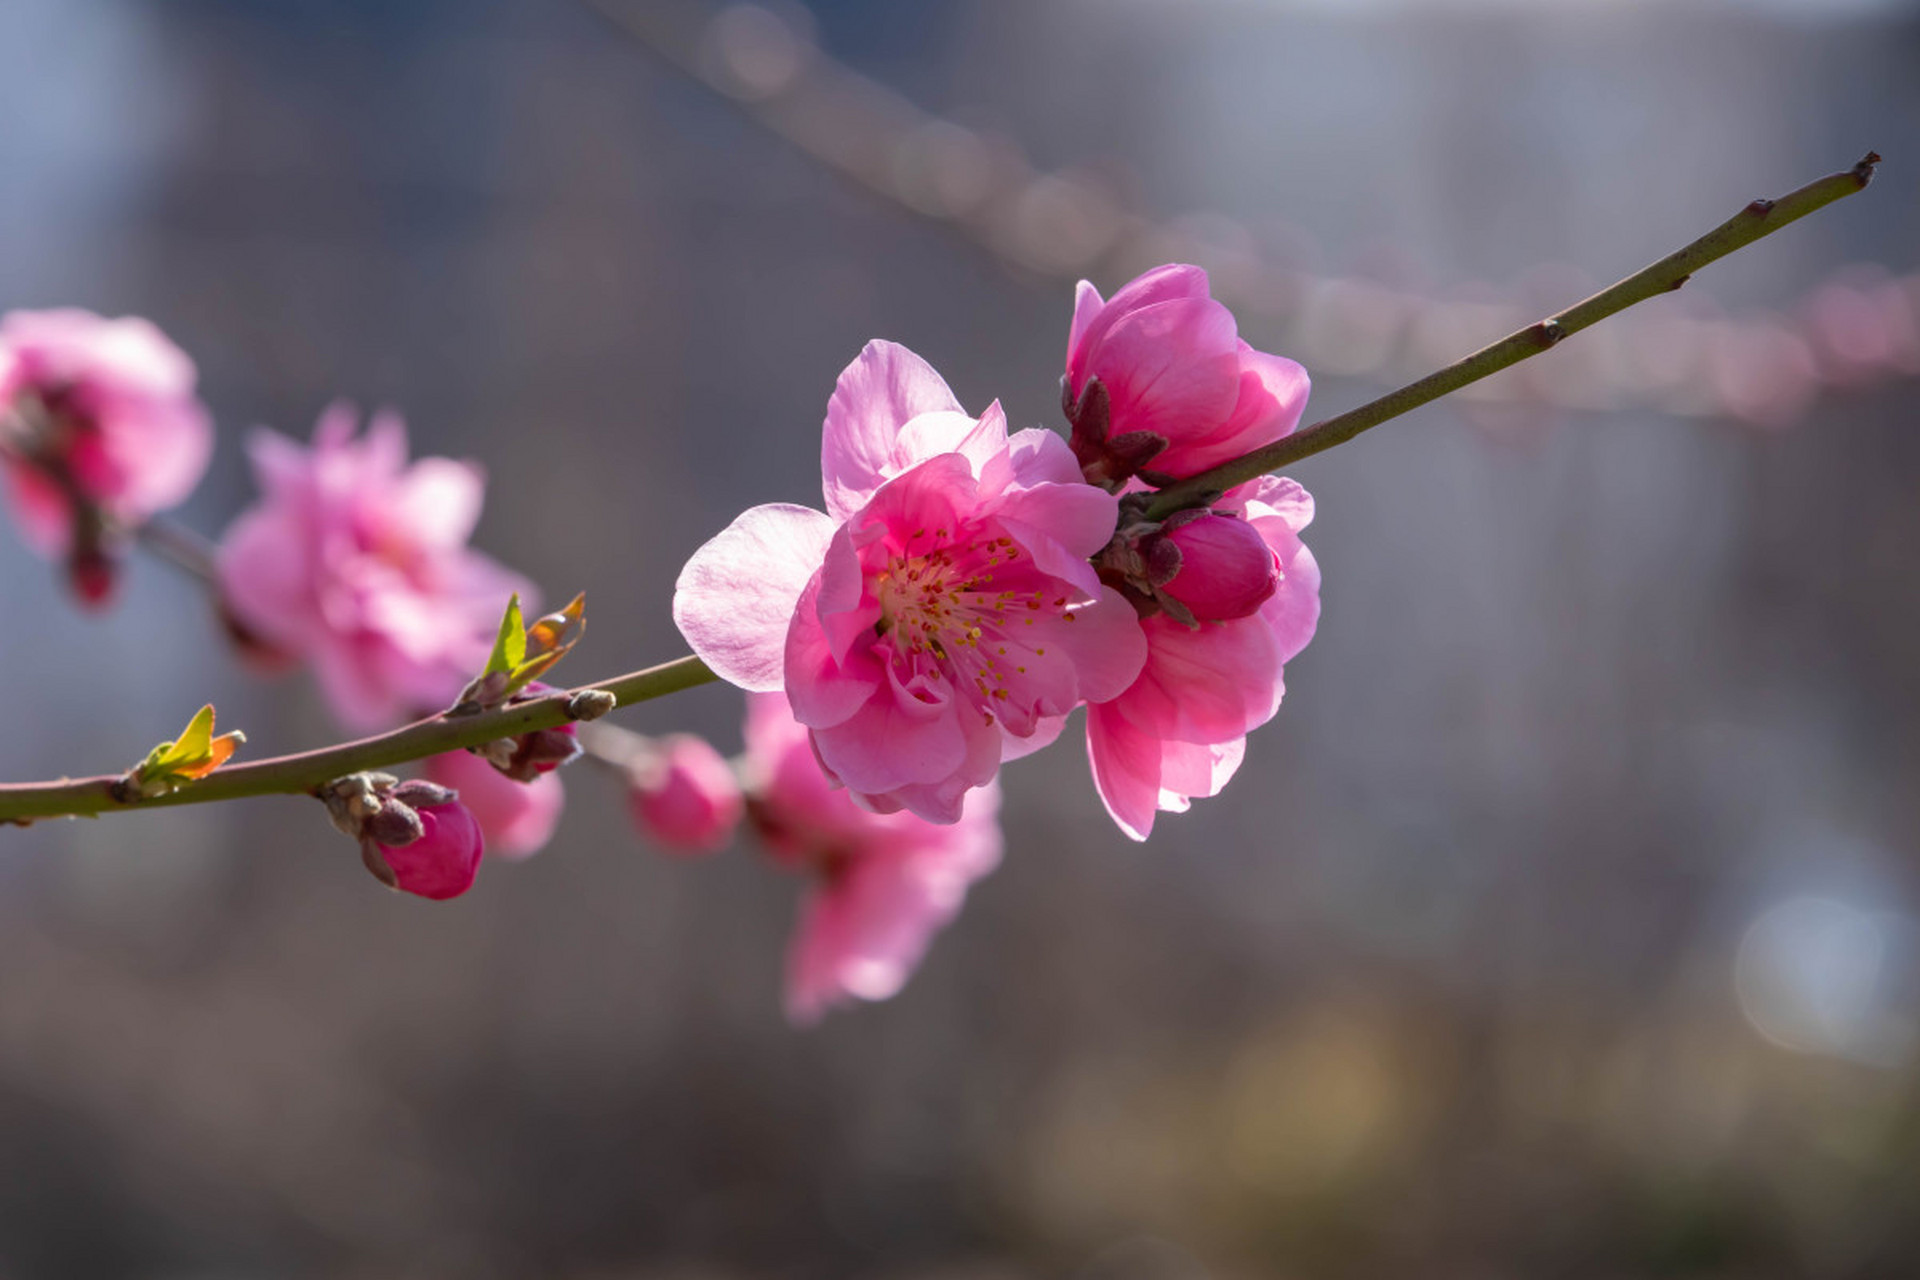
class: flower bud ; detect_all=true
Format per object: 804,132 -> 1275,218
1150,511 -> 1277,622
371,799 -> 484,901
324,771 -> 485,899
629,734 -> 744,855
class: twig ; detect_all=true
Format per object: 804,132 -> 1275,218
1144,153 -> 1882,520
0,656 -> 716,823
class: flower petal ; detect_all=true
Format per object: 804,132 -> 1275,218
822,340 -> 963,521
674,503 -> 838,692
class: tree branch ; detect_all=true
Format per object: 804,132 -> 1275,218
1143,152 -> 1882,521
0,655 -> 716,823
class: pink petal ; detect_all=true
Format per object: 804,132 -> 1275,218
821,340 -> 963,521
1085,701 -> 1163,842
674,503 -> 838,692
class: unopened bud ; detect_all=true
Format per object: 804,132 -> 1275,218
1151,511 -> 1277,622
565,689 -> 617,721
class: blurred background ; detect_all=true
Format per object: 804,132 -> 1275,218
2,0 -> 1918,1275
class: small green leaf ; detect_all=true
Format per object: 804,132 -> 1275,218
503,593 -> 586,697
484,593 -> 527,677
127,705 -> 246,799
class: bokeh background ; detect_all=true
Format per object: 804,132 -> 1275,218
2,0 -> 1919,1276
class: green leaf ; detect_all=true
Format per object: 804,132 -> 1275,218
128,705 -> 246,799
503,593 -> 586,697
484,593 -> 527,677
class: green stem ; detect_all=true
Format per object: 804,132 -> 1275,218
0,656 -> 716,824
1143,152 -> 1881,521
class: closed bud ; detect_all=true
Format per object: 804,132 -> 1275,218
375,798 -> 485,900
1151,511 -> 1277,622
629,734 -> 744,855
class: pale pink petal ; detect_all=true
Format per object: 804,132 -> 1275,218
979,426 -> 1083,493
1156,736 -> 1245,808
673,502 -> 839,692
821,340 -> 963,521
386,457 -> 486,550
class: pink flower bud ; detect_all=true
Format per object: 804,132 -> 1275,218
1154,512 -> 1277,621
629,734 -> 743,855
375,799 -> 485,900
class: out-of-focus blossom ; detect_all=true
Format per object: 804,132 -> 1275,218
217,403 -> 532,730
423,748 -> 565,861
629,733 -> 744,854
741,691 -> 1001,1024
675,340 -> 1144,823
375,795 -> 486,901
1087,476 -> 1320,841
1064,264 -> 1310,484
0,309 -> 213,604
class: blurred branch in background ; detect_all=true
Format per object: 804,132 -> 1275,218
586,0 -> 1920,431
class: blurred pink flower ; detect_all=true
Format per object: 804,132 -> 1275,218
629,733 -> 744,854
675,340 -> 1144,823
217,403 -> 532,730
377,796 -> 485,901
422,749 -> 564,861
742,691 -> 1001,1024
1087,476 -> 1320,840
1065,264 -> 1310,483
0,309 -> 213,602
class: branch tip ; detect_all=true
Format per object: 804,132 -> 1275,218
1853,151 -> 1881,185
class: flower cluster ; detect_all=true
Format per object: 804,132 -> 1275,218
675,263 -> 1319,842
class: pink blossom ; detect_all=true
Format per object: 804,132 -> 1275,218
422,749 -> 565,861
0,309 -> 213,601
1086,476 -> 1320,841
629,733 -> 745,854
741,692 -> 1002,1024
216,403 -> 532,730
377,797 -> 485,900
675,340 -> 1145,823
1065,264 -> 1310,483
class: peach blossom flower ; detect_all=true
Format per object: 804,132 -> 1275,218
0,309 -> 213,603
217,403 -> 531,729
675,341 -> 1145,823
